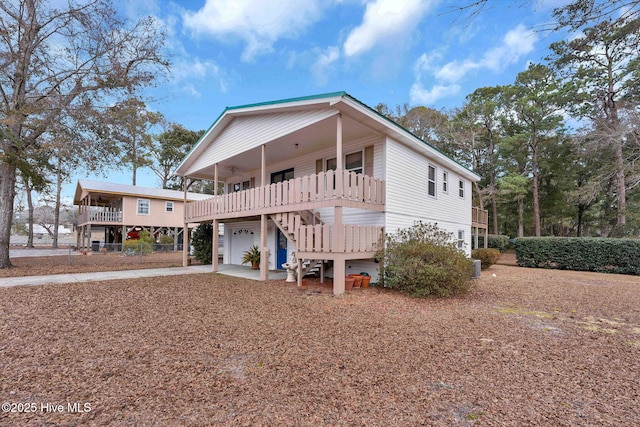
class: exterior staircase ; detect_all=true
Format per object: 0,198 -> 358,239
270,210 -> 326,278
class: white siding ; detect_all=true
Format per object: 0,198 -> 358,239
186,110 -> 338,176
384,138 -> 473,256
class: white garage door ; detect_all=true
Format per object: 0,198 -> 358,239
230,229 -> 255,265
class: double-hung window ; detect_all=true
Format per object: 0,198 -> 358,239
326,150 -> 363,174
428,165 -> 436,197
459,180 -> 465,198
137,199 -> 150,215
442,171 -> 448,193
165,201 -> 174,213
457,230 -> 465,250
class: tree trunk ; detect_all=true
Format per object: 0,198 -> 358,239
517,198 -> 524,238
26,186 -> 34,248
614,140 -> 626,228
52,166 -> 62,248
576,205 -> 584,237
491,192 -> 498,236
531,141 -> 541,236
0,159 -> 18,268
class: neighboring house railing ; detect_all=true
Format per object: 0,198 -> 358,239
185,170 -> 386,221
472,206 -> 489,228
296,224 -> 384,254
79,209 -> 123,225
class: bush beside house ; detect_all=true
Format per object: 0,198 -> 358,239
376,222 -> 474,297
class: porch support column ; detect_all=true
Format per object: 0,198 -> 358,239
122,225 -> 126,252
484,227 -> 488,249
474,226 -> 479,251
173,227 -> 178,252
333,212 -> 345,295
212,219 -> 219,272
336,113 -> 343,170
260,145 -> 269,281
333,114 -> 345,295
212,163 -> 219,272
182,178 -> 189,267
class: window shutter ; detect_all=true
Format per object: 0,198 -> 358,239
316,158 -> 323,174
250,177 -> 255,188
364,145 -> 374,176
227,183 -> 232,194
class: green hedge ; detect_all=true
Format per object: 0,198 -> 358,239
475,234 -> 511,252
514,237 -> 640,275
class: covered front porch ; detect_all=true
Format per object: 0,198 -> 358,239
179,112 -> 385,296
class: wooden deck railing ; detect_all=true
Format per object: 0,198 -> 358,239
296,224 -> 384,254
79,208 -> 122,225
186,170 -> 385,221
472,206 -> 488,228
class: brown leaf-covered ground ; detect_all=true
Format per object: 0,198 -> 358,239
1,253 -> 639,426
0,250 -> 188,278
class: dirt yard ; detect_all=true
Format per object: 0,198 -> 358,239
1,253 -> 639,426
0,250 -> 188,278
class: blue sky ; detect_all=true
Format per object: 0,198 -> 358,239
57,0 -> 572,202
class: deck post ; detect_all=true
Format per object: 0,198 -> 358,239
260,214 -> 268,281
333,255 -> 346,296
183,178 -> 189,267
260,145 -> 269,281
474,226 -> 479,250
336,114 -> 343,170
332,114 -> 346,295
212,219 -> 219,272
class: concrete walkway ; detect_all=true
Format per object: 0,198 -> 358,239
0,264 -> 287,288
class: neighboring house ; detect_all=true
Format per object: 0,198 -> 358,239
74,180 -> 212,250
175,92 -> 488,294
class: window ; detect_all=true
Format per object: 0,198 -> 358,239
457,230 -> 465,250
326,151 -> 363,174
165,201 -> 174,213
137,199 -> 150,215
270,169 -> 294,184
459,180 -> 465,198
232,180 -> 251,192
442,171 -> 448,193
427,165 -> 436,197
345,151 -> 363,174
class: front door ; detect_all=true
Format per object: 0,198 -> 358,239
276,229 -> 287,270
271,168 -> 293,270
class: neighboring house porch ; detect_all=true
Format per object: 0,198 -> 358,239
74,180 -> 210,251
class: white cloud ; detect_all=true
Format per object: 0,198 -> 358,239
343,0 -> 435,57
171,58 -> 230,94
410,23 -> 537,105
182,0 -> 324,62
410,82 -> 460,105
312,46 -> 341,85
435,24 -> 538,83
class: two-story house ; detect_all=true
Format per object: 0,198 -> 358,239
74,180 -> 211,251
175,92 -> 488,295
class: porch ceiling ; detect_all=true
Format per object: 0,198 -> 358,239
190,113 -> 379,180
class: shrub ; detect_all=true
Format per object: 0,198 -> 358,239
472,248 -> 501,269
191,223 -> 213,264
514,237 -> 640,275
123,239 -> 152,255
476,234 -> 511,252
158,234 -> 174,245
376,222 -> 474,297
